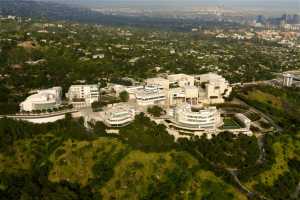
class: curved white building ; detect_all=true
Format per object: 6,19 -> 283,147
170,104 -> 223,131
20,87 -> 62,112
104,104 -> 136,127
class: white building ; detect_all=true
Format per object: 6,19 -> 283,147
170,49 -> 176,54
135,85 -> 167,106
92,54 -> 105,59
110,84 -> 127,96
145,77 -> 169,90
167,74 -> 194,88
20,87 -> 62,112
168,86 -> 199,106
283,73 -> 294,87
195,73 -> 232,104
103,104 -> 136,127
66,85 -> 100,108
125,86 -> 144,100
170,104 -> 223,131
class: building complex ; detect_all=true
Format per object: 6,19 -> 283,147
104,73 -> 236,133
116,73 -> 232,108
19,73 -> 254,138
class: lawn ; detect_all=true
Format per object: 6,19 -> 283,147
222,117 -> 241,129
244,111 -> 261,121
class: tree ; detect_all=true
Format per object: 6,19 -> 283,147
93,122 -> 107,136
147,106 -> 164,117
91,101 -> 103,112
119,113 -> 175,152
119,91 -> 129,102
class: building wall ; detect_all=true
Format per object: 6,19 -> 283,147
17,114 -> 65,124
235,113 -> 251,130
168,74 -> 195,87
173,104 -> 222,131
67,85 -> 100,107
283,74 -> 294,87
20,87 -> 62,112
145,78 -> 170,90
135,86 -> 167,106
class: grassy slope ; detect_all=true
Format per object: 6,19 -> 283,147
247,90 -> 283,111
239,87 -> 300,191
245,140 -> 294,188
0,134 -> 247,199
0,133 -> 56,174
48,137 -> 128,186
101,151 -> 246,200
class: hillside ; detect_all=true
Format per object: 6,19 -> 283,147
0,117 -> 247,199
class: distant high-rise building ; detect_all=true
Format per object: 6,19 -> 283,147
281,14 -> 288,22
256,15 -> 266,24
293,14 -> 300,24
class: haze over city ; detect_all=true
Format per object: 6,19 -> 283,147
40,0 -> 300,14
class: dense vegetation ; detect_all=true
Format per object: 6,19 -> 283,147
179,132 -> 260,170
119,113 -> 175,152
0,115 -> 248,199
237,85 -> 300,131
235,86 -> 300,199
147,105 -> 164,117
119,91 -> 129,102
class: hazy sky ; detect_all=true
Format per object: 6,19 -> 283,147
39,0 -> 300,13
41,0 -> 299,5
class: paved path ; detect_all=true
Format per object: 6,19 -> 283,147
0,109 -> 78,119
256,134 -> 266,164
230,79 -> 277,87
292,182 -> 300,199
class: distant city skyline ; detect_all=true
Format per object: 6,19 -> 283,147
37,0 -> 300,14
